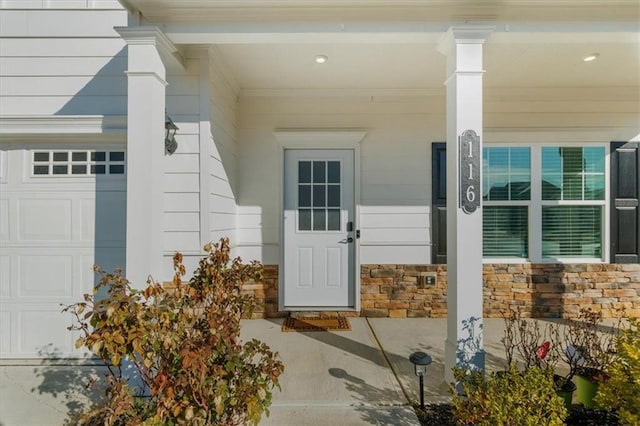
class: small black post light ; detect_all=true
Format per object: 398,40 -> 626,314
165,114 -> 179,155
409,351 -> 432,409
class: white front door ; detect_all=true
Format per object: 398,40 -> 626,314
283,149 -> 355,308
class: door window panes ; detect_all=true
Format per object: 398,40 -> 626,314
299,161 -> 311,183
299,209 -> 311,231
313,209 -> 326,231
328,185 -> 340,207
299,185 -> 311,207
313,185 -> 326,207
298,160 -> 342,232
313,161 -> 325,183
327,209 -> 340,231
327,161 -> 340,183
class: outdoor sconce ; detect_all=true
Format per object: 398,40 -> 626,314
165,114 -> 178,155
409,351 -> 432,409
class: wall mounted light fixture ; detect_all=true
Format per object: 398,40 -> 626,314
165,114 -> 179,155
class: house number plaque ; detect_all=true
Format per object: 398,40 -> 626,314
459,129 -> 480,214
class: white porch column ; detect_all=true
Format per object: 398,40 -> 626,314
115,27 -> 173,287
438,26 -> 493,382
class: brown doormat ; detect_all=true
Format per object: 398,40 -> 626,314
281,316 -> 351,332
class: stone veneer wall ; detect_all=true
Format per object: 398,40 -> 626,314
241,265 -> 282,319
483,263 -> 640,319
243,264 -> 640,319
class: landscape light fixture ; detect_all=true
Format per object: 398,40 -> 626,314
409,351 -> 432,409
165,114 -> 179,155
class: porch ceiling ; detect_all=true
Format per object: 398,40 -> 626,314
120,0 -> 639,95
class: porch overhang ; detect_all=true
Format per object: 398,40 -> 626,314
116,0 -> 638,110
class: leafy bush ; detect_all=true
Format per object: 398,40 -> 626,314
64,238 -> 284,426
596,318 -> 640,425
452,364 -> 568,426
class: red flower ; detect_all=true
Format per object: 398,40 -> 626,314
536,341 -> 551,359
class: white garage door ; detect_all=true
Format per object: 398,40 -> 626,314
0,145 -> 126,358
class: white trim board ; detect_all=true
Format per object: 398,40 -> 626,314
273,129 -> 367,148
0,115 -> 127,135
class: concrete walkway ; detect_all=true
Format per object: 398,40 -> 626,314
0,318 -> 511,426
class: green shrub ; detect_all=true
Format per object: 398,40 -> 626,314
595,318 -> 640,425
452,364 -> 568,426
64,238 -> 284,426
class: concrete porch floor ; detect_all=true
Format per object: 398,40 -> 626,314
0,318 -> 543,425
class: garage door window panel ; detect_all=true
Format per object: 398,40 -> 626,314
32,150 -> 126,176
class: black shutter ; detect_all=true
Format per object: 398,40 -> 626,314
432,142 -> 447,263
611,141 -> 640,263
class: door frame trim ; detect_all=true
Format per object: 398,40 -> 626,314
274,129 -> 366,312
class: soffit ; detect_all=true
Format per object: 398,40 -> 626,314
214,41 -> 638,91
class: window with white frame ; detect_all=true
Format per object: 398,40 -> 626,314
482,145 -> 606,262
483,147 -> 531,258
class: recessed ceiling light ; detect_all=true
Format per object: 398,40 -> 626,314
315,55 -> 328,64
583,53 -> 599,62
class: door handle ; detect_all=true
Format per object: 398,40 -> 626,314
347,237 -> 354,243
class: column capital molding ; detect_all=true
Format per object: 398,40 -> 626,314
124,71 -> 169,87
115,26 -> 184,69
437,25 -> 495,56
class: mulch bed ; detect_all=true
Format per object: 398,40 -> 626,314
414,403 -> 620,426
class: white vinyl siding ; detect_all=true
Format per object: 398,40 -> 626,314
207,50 -> 239,247
0,8 -> 128,117
162,57 -> 202,268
